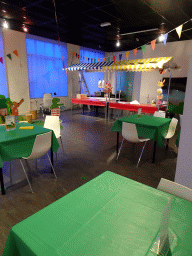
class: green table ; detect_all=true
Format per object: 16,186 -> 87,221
111,114 -> 171,163
176,131 -> 180,148
3,171 -> 192,255
0,122 -> 59,195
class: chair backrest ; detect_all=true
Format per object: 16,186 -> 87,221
165,118 -> 178,139
27,131 -> 52,160
43,94 -> 52,109
44,115 -> 60,138
153,111 -> 166,118
179,114 -> 183,127
122,122 -> 141,143
157,178 -> 192,202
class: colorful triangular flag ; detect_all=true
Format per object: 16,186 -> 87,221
94,58 -> 96,63
103,58 -> 105,62
108,57 -> 110,62
141,45 -> 146,54
126,51 -> 129,60
13,50 -> 19,57
91,58 -> 93,63
113,56 -> 116,62
7,54 -> 12,60
151,39 -> 156,50
88,58 -> 90,62
119,54 -> 122,61
133,49 -> 137,56
98,58 -> 100,62
176,25 -> 183,39
163,33 -> 168,45
78,54 -> 79,59
0,57 -> 3,64
76,53 -> 78,58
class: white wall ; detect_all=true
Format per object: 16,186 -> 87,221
140,40 -> 192,103
175,44 -> 192,189
3,29 -> 30,115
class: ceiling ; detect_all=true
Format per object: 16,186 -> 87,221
0,0 -> 192,52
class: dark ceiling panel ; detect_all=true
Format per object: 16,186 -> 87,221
0,0 -> 191,51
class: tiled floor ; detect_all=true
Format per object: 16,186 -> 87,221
0,109 -> 179,254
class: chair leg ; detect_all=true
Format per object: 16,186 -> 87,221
117,138 -> 124,160
20,160 -> 34,193
9,162 -> 12,186
166,139 -> 169,149
60,136 -> 64,155
137,141 -> 147,168
46,153 -> 57,179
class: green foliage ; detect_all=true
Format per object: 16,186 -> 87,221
6,98 -> 13,115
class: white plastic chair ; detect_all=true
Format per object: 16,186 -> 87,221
44,116 -> 64,158
164,118 -> 178,149
157,178 -> 192,202
117,122 -> 150,167
40,93 -> 52,116
19,131 -> 57,193
153,111 -> 166,118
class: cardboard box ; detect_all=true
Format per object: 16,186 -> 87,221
76,94 -> 87,99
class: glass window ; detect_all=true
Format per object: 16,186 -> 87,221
26,36 -> 67,98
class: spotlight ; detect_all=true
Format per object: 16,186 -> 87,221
3,20 -> 8,28
159,34 -> 165,42
116,40 -> 120,47
23,26 -> 28,32
2,10 -> 6,13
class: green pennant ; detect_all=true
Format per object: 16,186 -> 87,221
141,45 -> 146,54
108,57 -> 110,62
6,54 -> 12,60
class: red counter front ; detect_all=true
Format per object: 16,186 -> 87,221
109,102 -> 158,114
71,98 -> 106,107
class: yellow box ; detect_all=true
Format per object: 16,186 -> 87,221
76,94 -> 87,99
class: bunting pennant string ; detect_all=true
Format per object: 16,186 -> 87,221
6,54 -> 12,60
13,50 -> 19,57
126,51 -> 129,60
91,58 -> 93,63
151,39 -> 156,50
133,49 -> 137,56
176,25 -> 183,39
113,56 -> 116,62
108,57 -> 110,62
0,57 -> 3,64
103,58 -> 105,62
98,58 -> 100,62
141,45 -> 146,54
94,58 -> 96,63
119,54 -> 122,61
163,33 -> 168,45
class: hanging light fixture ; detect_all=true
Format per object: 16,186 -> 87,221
159,34 -> 165,42
3,20 -> 8,29
116,40 -> 120,47
23,25 -> 28,32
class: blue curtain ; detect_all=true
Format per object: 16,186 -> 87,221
26,35 -> 68,98
0,28 -> 8,97
80,47 -> 105,95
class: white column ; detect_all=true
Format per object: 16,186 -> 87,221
175,45 -> 192,189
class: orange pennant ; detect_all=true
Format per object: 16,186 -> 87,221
126,51 -> 129,60
133,49 -> 137,56
151,39 -> 156,50
103,58 -> 105,62
13,50 -> 19,57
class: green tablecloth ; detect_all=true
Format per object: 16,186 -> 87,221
176,131 -> 180,148
3,171 -> 192,256
0,123 -> 59,168
111,114 -> 171,147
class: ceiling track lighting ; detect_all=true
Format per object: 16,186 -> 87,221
23,26 -> 28,32
100,22 -> 111,27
